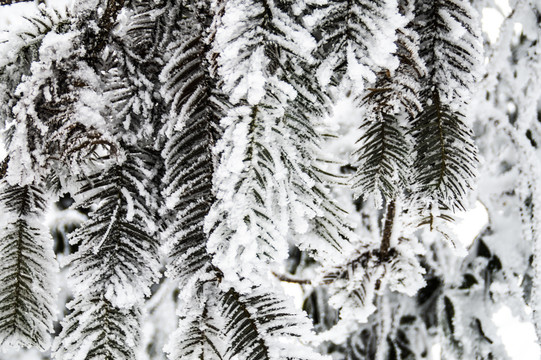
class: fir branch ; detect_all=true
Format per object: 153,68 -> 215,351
351,113 -> 410,206
210,0 -> 355,284
409,0 -> 481,212
413,0 -> 483,107
169,304 -> 224,360
311,0 -> 401,93
123,1 -> 170,61
411,95 -> 477,211
53,296 -> 141,360
220,285 -> 325,360
160,1 -> 224,287
322,231 -> 425,326
0,182 -> 57,351
64,151 -> 161,306
351,0 -> 424,205
54,150 -> 161,358
165,278 -> 225,360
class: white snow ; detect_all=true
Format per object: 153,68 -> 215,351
451,201 -> 489,248
493,305 -> 540,360
2,0 -> 541,359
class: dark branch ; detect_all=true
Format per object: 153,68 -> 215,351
0,156 -> 8,180
272,271 -> 312,285
380,200 -> 396,258
87,0 -> 125,58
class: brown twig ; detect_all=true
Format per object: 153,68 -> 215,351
272,271 -> 312,285
380,200 -> 396,258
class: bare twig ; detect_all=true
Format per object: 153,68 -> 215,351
380,200 -> 396,258
272,271 -> 312,285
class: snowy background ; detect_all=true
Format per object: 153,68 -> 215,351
0,0 -> 539,359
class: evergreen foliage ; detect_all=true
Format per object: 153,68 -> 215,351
351,113 -> 411,206
165,281 -> 223,360
208,0 -> 353,291
410,97 -> 477,211
50,0 -> 167,355
160,0 -> 223,289
311,0 -> 401,94
1,0 -> 540,360
63,152 -> 161,307
219,285 -> 325,360
54,296 -> 141,360
411,0 -> 482,211
351,0 -> 424,205
0,182 -> 57,351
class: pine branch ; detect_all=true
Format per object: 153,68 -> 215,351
351,113 -> 411,206
220,285 -> 325,360
38,59 -> 118,171
54,150 -> 161,358
311,0 -> 401,93
321,248 -> 389,323
0,182 -> 57,351
53,296 -> 140,360
208,105 -> 289,279
210,0 -> 355,284
411,95 -> 477,211
52,3 -> 170,356
165,279 -> 225,360
1,12 -> 118,191
65,151 -> 161,306
322,230 -> 425,326
414,0 -> 483,107
408,0 -> 481,212
123,1 -> 170,61
160,2 -> 224,287
102,0 -> 177,147
216,0 -> 314,104
281,56 -> 356,259
171,306 -> 224,360
351,1 -> 424,205
88,0 -> 126,57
